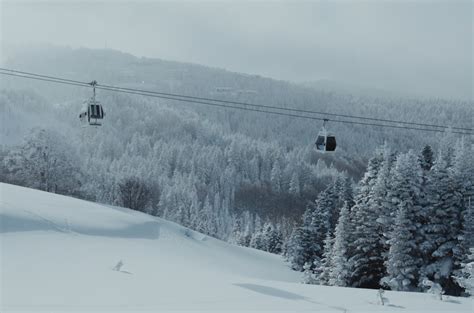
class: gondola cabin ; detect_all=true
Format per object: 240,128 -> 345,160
79,100 -> 105,126
315,120 -> 336,153
79,80 -> 105,127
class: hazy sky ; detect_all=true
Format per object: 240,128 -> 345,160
1,0 -> 472,100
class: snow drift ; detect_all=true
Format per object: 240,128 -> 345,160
0,183 -> 471,312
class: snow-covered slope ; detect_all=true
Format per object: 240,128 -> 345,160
0,183 -> 471,312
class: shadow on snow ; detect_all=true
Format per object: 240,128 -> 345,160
0,213 -> 161,240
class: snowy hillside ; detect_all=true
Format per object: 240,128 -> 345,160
0,183 -> 471,312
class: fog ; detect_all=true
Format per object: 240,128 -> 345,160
1,0 -> 472,100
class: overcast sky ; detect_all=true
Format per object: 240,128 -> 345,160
1,0 -> 472,100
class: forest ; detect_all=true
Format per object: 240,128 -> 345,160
288,142 -> 473,296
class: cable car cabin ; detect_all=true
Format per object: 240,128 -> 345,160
315,131 -> 337,153
79,100 -> 105,126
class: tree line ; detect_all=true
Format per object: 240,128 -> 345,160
285,141 -> 473,296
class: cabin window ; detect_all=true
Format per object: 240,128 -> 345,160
326,136 -> 336,151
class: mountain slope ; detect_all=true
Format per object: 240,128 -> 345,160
3,45 -> 473,162
0,183 -> 472,312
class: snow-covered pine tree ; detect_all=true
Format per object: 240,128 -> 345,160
385,214 -> 420,292
312,187 -> 335,238
451,140 -> 474,295
249,215 -> 267,250
250,228 -> 265,250
382,198 -> 420,291
328,201 -> 351,287
262,222 -> 283,254
371,144 -> 396,257
289,206 -> 320,271
311,178 -> 347,245
302,261 -> 317,284
291,180 -> 343,271
289,172 -> 300,195
348,148 -> 385,288
270,161 -> 282,193
283,226 -> 298,261
196,195 -> 218,237
316,232 -> 334,285
340,174 -> 355,209
417,145 -> 433,259
420,145 -> 434,172
420,147 -> 463,294
229,216 -> 243,245
438,131 -> 456,168
382,150 -> 423,291
331,174 -> 354,210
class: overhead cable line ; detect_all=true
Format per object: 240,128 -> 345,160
2,68 -> 472,132
2,67 -> 473,132
0,68 -> 472,135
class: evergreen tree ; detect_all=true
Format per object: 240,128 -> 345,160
313,179 -> 346,243
420,148 -> 462,294
270,162 -> 282,193
229,216 -> 243,245
197,196 -> 218,237
332,174 -> 354,210
328,202 -> 351,287
348,149 -> 385,288
312,187 -> 335,238
289,172 -> 300,195
382,202 -> 421,291
420,145 -> 434,172
283,226 -> 298,261
382,151 -> 423,291
340,174 -> 355,208
371,144 -> 395,255
289,206 -> 320,271
317,232 -> 333,285
451,140 -> 474,294
249,229 -> 265,250
302,261 -> 317,284
262,222 -> 283,254
237,216 -> 253,247
290,180 -> 343,271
